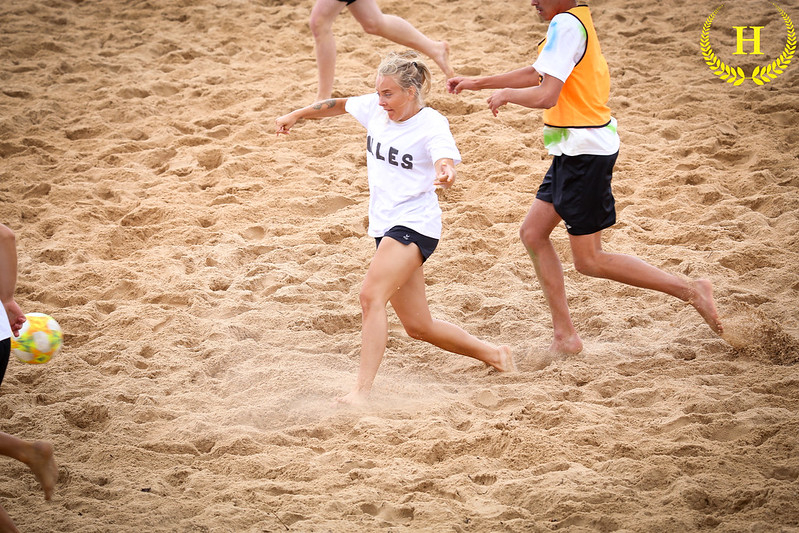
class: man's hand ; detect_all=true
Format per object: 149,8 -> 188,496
4,299 -> 25,337
487,89 -> 511,116
447,76 -> 477,94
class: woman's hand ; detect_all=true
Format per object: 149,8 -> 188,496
434,158 -> 456,189
275,99 -> 347,135
275,112 -> 298,136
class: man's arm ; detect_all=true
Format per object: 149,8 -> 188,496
0,225 -> 17,306
447,66 -> 541,94
486,74 -> 564,116
0,224 -> 25,336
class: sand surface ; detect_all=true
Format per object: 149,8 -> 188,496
1,0 -> 799,531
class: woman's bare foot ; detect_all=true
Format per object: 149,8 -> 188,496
689,279 -> 723,335
550,332 -> 583,356
334,389 -> 369,407
27,441 -> 58,501
431,40 -> 454,79
490,345 -> 516,372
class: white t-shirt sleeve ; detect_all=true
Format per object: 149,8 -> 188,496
0,314 -> 10,342
532,13 -> 587,83
344,93 -> 379,128
425,113 -> 461,166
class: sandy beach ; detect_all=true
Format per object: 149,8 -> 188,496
1,0 -> 798,530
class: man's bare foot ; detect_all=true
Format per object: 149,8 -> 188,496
27,441 -> 57,501
431,41 -> 455,79
550,333 -> 583,355
689,279 -> 723,335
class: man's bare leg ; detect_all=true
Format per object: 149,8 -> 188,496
569,233 -> 724,335
520,200 -> 584,355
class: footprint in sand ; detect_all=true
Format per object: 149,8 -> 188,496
360,502 -> 414,525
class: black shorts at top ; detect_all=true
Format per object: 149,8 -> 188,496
338,0 -> 357,4
375,226 -> 439,263
536,152 -> 618,236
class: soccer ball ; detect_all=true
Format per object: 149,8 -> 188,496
11,313 -> 62,364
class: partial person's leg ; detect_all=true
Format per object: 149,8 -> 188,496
519,199 -> 583,354
568,232 -> 723,334
0,432 -> 58,500
337,238 -> 423,404
0,504 -> 19,533
309,0 -> 348,101
389,261 -> 514,371
348,0 -> 454,78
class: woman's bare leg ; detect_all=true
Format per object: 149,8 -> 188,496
349,0 -> 454,78
309,0 -> 348,100
0,433 -> 57,500
337,238 -> 423,405
390,262 -> 514,371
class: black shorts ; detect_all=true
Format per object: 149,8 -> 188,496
338,0 -> 357,4
0,337 -> 10,388
536,152 -> 618,235
375,225 -> 439,263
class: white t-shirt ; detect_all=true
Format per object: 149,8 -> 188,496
1,309 -> 11,342
532,12 -> 620,157
345,93 -> 461,239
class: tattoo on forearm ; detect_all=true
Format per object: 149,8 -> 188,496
312,99 -> 337,110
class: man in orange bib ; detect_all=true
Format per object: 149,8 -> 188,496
447,0 -> 723,355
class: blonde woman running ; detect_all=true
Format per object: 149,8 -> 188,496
277,52 -> 514,404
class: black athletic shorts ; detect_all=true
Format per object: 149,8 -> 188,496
536,152 -> 618,236
375,225 -> 439,263
338,0 -> 357,4
0,337 -> 10,388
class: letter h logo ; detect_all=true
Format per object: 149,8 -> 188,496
733,26 -> 765,54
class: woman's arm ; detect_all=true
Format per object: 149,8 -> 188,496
275,98 -> 348,135
447,66 -> 541,94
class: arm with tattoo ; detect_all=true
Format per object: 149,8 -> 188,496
276,98 -> 348,135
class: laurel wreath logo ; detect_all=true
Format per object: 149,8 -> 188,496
700,3 -> 796,85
